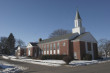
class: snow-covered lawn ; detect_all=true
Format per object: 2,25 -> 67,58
2,56 -> 65,67
69,60 -> 98,66
69,58 -> 110,67
2,55 -> 110,67
0,60 -> 27,73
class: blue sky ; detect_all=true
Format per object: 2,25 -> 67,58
0,0 -> 110,45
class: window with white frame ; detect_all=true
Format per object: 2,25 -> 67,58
63,42 -> 66,46
47,44 -> 49,51
56,42 -> 60,54
47,44 -> 49,54
50,44 -> 52,50
57,42 -> 59,49
50,44 -> 52,54
44,45 -> 46,55
53,43 -> 56,54
53,43 -> 55,50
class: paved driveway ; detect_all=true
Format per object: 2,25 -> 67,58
0,58 -> 110,73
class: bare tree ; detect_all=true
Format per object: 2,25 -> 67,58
49,29 -> 71,38
98,39 -> 110,58
16,39 -> 25,47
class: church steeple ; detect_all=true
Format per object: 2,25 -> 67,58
72,10 -> 85,35
75,10 -> 81,20
74,10 -> 82,28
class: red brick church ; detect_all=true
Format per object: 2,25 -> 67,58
26,10 -> 98,60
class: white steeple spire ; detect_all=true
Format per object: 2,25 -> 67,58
74,10 -> 82,28
72,10 -> 85,34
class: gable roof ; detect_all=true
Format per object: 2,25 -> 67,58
30,42 -> 37,46
74,32 -> 89,40
73,32 -> 97,43
38,33 -> 79,44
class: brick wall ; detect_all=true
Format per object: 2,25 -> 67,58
73,41 -> 81,60
60,40 -> 69,55
73,41 -> 86,60
38,40 -> 69,56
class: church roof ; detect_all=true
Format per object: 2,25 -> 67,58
74,32 -> 89,39
74,32 -> 97,43
38,33 -> 79,44
75,10 -> 81,20
38,32 -> 90,44
30,42 -> 37,46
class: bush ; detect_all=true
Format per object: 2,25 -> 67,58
63,56 -> 73,65
97,56 -> 103,60
83,54 -> 92,60
38,55 -> 67,60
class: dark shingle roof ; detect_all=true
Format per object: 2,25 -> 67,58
30,42 -> 37,46
38,33 -> 79,44
74,32 -> 89,40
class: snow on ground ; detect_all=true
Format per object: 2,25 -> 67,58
69,60 -> 98,66
69,58 -> 110,67
2,55 -> 110,67
0,60 -> 27,73
2,56 -> 65,67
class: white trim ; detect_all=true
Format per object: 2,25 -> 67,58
27,43 -> 33,48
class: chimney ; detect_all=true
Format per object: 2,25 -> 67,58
39,38 -> 42,42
